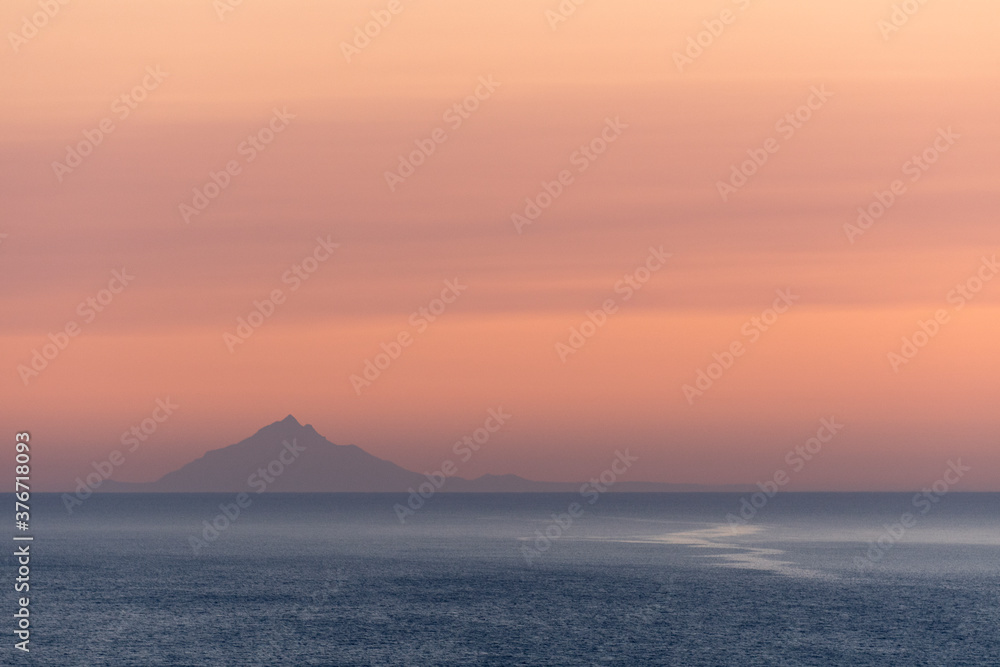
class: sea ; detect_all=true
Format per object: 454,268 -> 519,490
8,492 -> 999,666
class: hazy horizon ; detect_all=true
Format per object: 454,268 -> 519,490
17,413 -> 990,494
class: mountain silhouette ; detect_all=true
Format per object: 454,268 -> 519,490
96,415 -> 749,493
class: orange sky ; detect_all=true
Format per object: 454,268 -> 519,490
2,0 -> 999,491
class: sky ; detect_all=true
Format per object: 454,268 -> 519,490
1,0 -> 999,491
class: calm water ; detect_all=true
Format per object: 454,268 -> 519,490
8,493 -> 1000,665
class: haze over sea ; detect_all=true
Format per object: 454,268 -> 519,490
18,492 -> 1000,666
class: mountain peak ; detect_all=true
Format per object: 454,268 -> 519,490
247,414 -> 307,441
96,417 -> 728,493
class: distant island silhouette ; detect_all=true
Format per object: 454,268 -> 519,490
96,415 -> 752,493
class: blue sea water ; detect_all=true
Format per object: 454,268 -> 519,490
7,493 -> 1000,666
